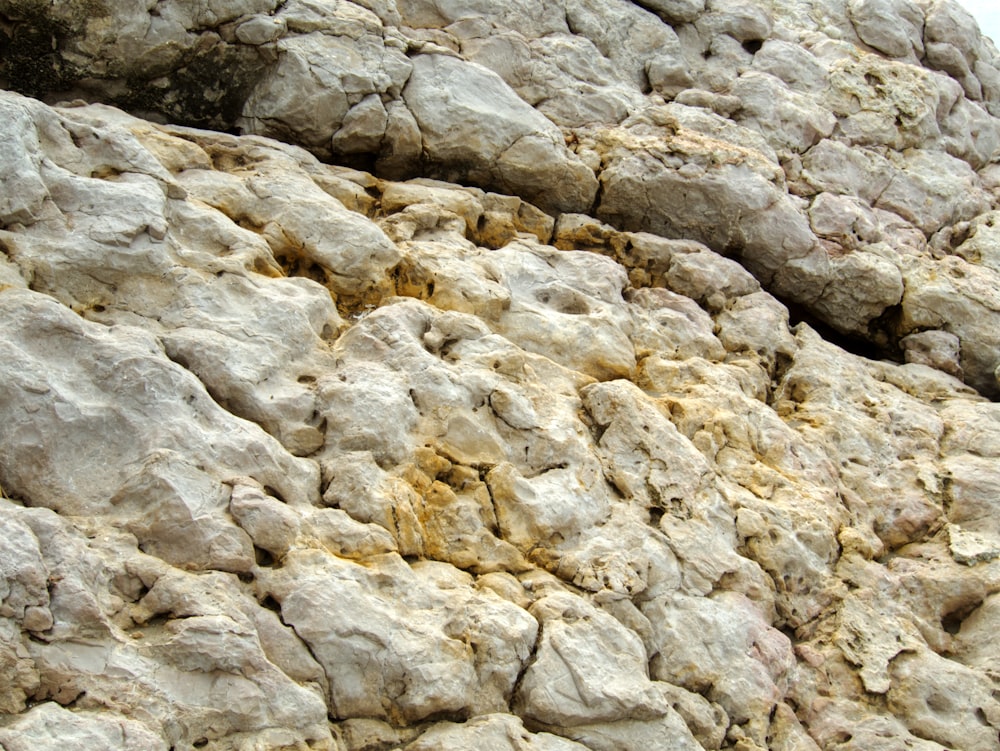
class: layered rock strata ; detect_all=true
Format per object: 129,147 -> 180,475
5,0 -> 1000,394
1,1 -> 1000,750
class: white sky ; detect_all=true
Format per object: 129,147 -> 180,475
961,0 -> 1000,47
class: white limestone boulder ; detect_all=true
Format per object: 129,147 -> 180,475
403,713 -> 589,750
514,591 -> 669,727
402,54 -> 598,213
0,702 -> 167,751
0,289 -> 319,515
259,550 -> 538,723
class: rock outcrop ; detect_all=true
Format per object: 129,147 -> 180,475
2,1 -> 1000,749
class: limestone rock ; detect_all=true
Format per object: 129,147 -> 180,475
0,509 -> 51,630
848,0 -> 925,60
581,379 -> 714,513
0,702 -> 168,751
0,289 -> 319,516
260,550 -> 538,723
228,479 -> 302,558
955,209 -> 1000,274
8,507 -> 335,749
514,591 -> 669,726
952,592 -> 1000,672
3,2 -> 1000,748
898,255 -> 1000,396
901,329 -> 964,378
403,714 -> 588,750
0,616 -> 39,715
238,30 -> 411,153
4,0 -> 1000,395
887,649 -> 1000,750
550,707 -> 703,751
402,54 -> 598,213
644,592 -> 795,743
637,0 -> 706,24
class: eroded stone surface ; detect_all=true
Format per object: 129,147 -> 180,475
2,1 -> 1000,748
5,0 -> 1000,390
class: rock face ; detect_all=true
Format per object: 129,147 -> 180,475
2,1 -> 1000,749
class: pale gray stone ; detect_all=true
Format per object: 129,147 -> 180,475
331,93 -> 389,155
307,507 -> 399,559
581,379 -> 713,512
636,0 -> 705,24
565,0 -> 687,92
489,461 -> 612,552
403,54 -> 598,213
942,454 -> 1000,539
799,139 -> 894,203
733,70 -> 838,153
774,245 -> 904,336
595,115 -> 816,283
752,39 -> 829,92
715,291 -> 797,365
0,617 -> 39,714
235,15 -> 287,45
487,243 -> 636,380
404,713 -> 589,750
229,480 -> 302,558
515,591 -> 669,726
674,88 -> 743,117
461,31 -> 642,128
3,3 -> 1000,748
628,286 -> 727,360
955,210 -> 1000,273
0,290 -> 320,515
807,193 -> 881,249
887,650 -> 1000,751
0,702 -> 166,751
695,0 -> 773,43
659,683 -> 729,750
110,451 -> 255,573
848,0 -> 924,59
240,31 -> 411,152
927,40 -> 982,99
951,592 -> 1000,672
0,508 -> 50,627
923,0 -> 985,65
662,244 -> 761,310
377,99 -> 424,178
644,592 -> 794,743
875,149 -> 990,234
551,705 -> 703,751
900,330 -> 963,378
260,550 -> 537,722
899,256 -> 1000,397
0,96 -> 49,225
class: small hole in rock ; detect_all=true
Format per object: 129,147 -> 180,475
942,598 -> 982,635
260,595 -> 282,614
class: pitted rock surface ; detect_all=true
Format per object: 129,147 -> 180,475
2,2 -> 1000,750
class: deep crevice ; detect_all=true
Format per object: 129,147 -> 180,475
784,298 -> 901,363
941,598 -> 983,635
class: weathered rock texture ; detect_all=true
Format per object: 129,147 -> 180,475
2,1 -> 1000,749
